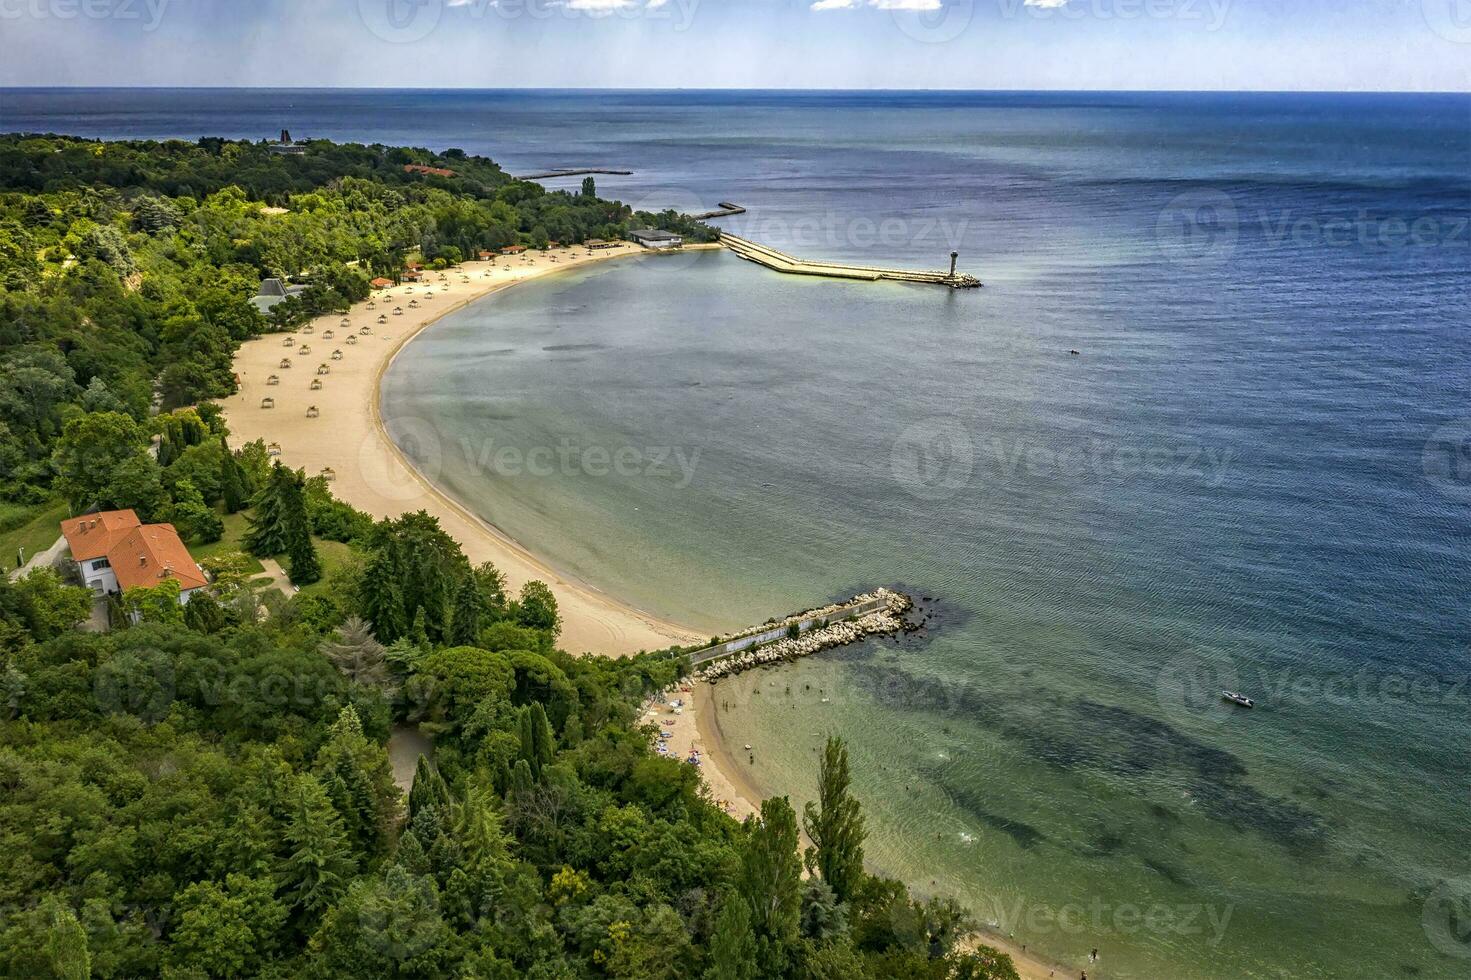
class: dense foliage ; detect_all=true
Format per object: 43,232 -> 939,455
0,137 -> 1014,979
0,133 -> 713,502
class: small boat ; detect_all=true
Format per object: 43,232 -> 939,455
1222,691 -> 1255,709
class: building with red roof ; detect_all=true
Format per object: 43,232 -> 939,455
61,509 -> 208,604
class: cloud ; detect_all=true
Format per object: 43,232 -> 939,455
811,0 -> 860,8
1024,0 -> 1071,6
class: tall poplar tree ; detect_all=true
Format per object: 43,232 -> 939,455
738,796 -> 801,976
803,736 -> 868,904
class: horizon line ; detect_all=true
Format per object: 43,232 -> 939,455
2,85 -> 1468,96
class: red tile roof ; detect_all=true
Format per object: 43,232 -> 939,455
403,163 -> 456,178
108,524 -> 208,592
370,277 -> 394,288
60,509 -> 141,561
62,510 -> 207,593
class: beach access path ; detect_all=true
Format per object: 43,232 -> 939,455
223,243 -> 711,657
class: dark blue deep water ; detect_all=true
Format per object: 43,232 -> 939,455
7,88 -> 1469,979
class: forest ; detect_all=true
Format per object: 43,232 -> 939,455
0,135 -> 1015,978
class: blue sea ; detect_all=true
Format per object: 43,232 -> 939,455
7,88 -> 1468,979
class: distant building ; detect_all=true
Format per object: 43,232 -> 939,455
251,277 -> 307,314
61,510 -> 208,604
629,229 -> 683,250
370,276 -> 394,289
501,244 -> 527,255
269,129 -> 305,155
585,239 -> 617,250
402,269 -> 423,282
404,163 -> 457,178
477,250 -> 494,260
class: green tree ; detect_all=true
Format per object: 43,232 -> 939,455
244,462 -> 294,556
120,578 -> 184,626
516,701 -> 556,779
281,466 -> 321,585
41,895 -> 91,980
279,773 -> 358,918
738,796 -> 802,976
51,411 -> 151,511
315,706 -> 400,858
705,897 -> 757,980
514,580 -> 561,638
804,736 -> 868,905
447,575 -> 480,646
359,551 -> 407,642
167,478 -> 224,544
320,615 -> 393,690
166,874 -> 287,978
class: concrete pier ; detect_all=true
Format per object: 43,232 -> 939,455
515,167 -> 633,180
691,201 -> 747,219
720,232 -> 981,289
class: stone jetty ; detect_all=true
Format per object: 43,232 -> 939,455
694,588 -> 913,681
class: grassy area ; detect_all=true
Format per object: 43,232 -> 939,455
187,511 -> 264,573
0,498 -> 70,573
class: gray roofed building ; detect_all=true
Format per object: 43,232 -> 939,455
251,278 -> 308,314
629,229 -> 683,250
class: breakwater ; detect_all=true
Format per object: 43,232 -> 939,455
692,588 -> 913,681
720,232 -> 982,289
691,201 -> 747,219
516,167 -> 634,180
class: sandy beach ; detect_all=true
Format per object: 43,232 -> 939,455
224,243 -> 707,656
227,247 -> 1082,979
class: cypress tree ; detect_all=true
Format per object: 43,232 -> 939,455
516,702 -> 555,779
447,574 -> 481,646
408,756 -> 450,820
220,439 -> 249,513
803,736 -> 868,904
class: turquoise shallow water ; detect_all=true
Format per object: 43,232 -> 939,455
384,245 -> 1468,978
18,87 -> 1464,978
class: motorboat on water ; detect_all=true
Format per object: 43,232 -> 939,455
1222,691 -> 1255,709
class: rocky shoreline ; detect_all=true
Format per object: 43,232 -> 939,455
695,588 -> 914,681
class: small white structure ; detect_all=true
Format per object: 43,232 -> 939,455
630,229 -> 683,250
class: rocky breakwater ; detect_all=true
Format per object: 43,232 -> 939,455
696,589 -> 914,682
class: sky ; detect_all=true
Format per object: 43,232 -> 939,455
0,0 -> 1467,91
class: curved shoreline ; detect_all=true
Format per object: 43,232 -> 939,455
224,244 -> 711,656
